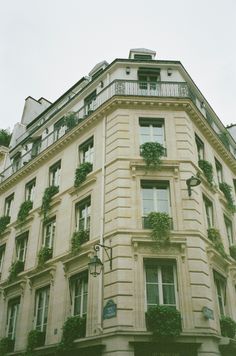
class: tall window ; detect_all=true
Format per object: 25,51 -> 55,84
54,118 -> 65,141
214,272 -> 226,316
203,195 -> 213,229
49,160 -> 61,187
79,137 -> 94,165
25,178 -> 36,202
145,260 -> 177,309
7,297 -> 20,340
16,232 -> 28,264
138,67 -> 160,90
75,197 -> 91,234
12,152 -> 21,173
139,118 -> 165,146
70,272 -> 88,317
84,90 -> 96,116
195,134 -> 204,161
43,217 -> 56,250
215,158 -> 223,184
4,193 -> 14,218
142,181 -> 170,218
224,216 -> 233,245
35,286 -> 50,332
31,137 -> 42,159
0,244 -> 6,276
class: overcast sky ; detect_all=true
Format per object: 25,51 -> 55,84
1,0 -> 236,131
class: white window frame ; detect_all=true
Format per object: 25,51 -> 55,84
43,218 -> 56,249
75,198 -> 91,232
195,134 -> 204,161
7,297 -> 20,340
141,181 -> 171,217
203,195 -> 214,229
16,233 -> 28,263
79,138 -> 94,165
49,161 -> 61,187
215,158 -> 223,184
35,286 -> 50,332
224,216 -> 233,245
214,272 -> 226,316
0,245 -> 5,275
25,178 -> 36,202
139,118 -> 165,146
70,273 -> 88,317
4,194 -> 14,217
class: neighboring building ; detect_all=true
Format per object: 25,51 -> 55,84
1,48 -> 236,356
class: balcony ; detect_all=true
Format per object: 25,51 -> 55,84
0,80 -> 227,183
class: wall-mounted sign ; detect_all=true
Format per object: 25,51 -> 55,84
103,300 -> 117,319
202,306 -> 214,320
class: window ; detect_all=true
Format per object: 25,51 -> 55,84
214,272 -> 226,316
43,217 -> 56,250
195,134 -> 204,161
215,158 -> 223,184
142,181 -> 170,218
31,137 -> 42,159
139,118 -> 165,147
35,286 -> 50,332
70,272 -> 88,317
4,193 -> 14,219
138,67 -> 160,90
54,118 -> 65,141
84,90 -> 96,116
0,244 -> 5,276
203,195 -> 213,229
7,297 -> 20,340
75,197 -> 91,234
224,216 -> 233,245
25,178 -> 36,202
16,232 -> 28,264
49,160 -> 61,187
12,152 -> 21,173
79,137 -> 94,165
145,260 -> 177,309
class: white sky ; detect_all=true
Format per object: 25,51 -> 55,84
1,0 -> 236,131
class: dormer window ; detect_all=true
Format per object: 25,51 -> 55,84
138,67 -> 160,90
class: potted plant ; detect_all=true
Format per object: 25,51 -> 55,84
220,316 -> 236,338
17,200 -> 33,224
207,228 -> 227,258
71,230 -> 89,254
0,216 -> 10,235
219,182 -> 236,213
65,112 -> 77,132
74,162 -> 92,188
198,159 -> 213,186
59,315 -> 86,351
38,246 -> 53,266
0,337 -> 14,355
41,185 -> 59,221
26,330 -> 45,352
140,142 -> 165,169
146,212 -> 171,245
8,260 -> 24,282
146,305 -> 182,337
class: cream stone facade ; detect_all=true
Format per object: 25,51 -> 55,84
0,49 -> 236,356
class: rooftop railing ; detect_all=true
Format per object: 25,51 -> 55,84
0,80 -> 229,184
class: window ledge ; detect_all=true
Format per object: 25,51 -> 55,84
13,213 -> 35,230
207,247 -> 231,268
0,277 -> 27,299
130,159 -> 179,178
27,265 -> 56,289
68,174 -> 97,196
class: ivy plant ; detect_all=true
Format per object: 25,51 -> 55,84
207,228 -> 227,258
0,337 -> 14,355
198,159 -> 213,186
65,112 -> 77,131
71,230 -> 89,254
0,216 -> 10,236
41,185 -> 59,221
59,315 -> 86,351
26,330 -> 45,352
140,142 -> 165,169
74,162 -> 92,188
17,200 -> 33,224
220,316 -> 236,338
8,260 -> 24,282
219,182 -> 236,213
146,212 -> 171,245
38,246 -> 53,266
229,245 -> 236,260
146,306 -> 182,337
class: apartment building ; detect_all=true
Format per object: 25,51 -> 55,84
0,48 -> 236,356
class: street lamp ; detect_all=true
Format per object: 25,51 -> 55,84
88,244 -> 112,277
186,175 -> 201,197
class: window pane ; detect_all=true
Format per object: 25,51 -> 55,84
146,268 -> 158,283
163,285 -> 176,305
147,284 -> 159,305
162,265 -> 174,283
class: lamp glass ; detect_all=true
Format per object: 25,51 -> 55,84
88,255 -> 103,277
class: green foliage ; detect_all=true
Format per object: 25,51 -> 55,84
219,182 -> 236,213
146,306 -> 182,337
8,260 -> 24,282
198,159 -> 213,185
74,162 -> 92,188
218,131 -> 230,150
0,128 -> 11,147
17,200 -> 33,224
140,142 -> 165,169
146,212 -> 171,244
41,186 -> 59,221
71,230 -> 89,254
0,215 -> 10,235
207,228 -> 227,258
38,246 -> 53,266
229,245 -> 236,260
65,112 -> 77,131
26,330 -> 45,352
220,316 -> 236,338
0,337 -> 14,355
59,315 -> 86,351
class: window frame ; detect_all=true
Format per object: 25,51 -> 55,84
25,178 -> 36,202
214,271 -> 226,316
215,158 -> 223,184
84,90 -> 97,115
4,193 -> 14,218
224,215 -> 233,245
70,272 -> 88,317
195,134 -> 204,161
49,160 -> 61,187
79,137 -> 94,165
0,244 -> 6,275
15,232 -> 28,263
42,217 -> 56,250
75,197 -> 91,233
139,118 -> 165,148
6,297 -> 21,340
141,180 -> 171,218
203,195 -> 214,229
35,285 -> 50,332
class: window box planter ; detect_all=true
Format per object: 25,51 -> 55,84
207,228 -> 227,258
8,260 -> 24,282
17,200 -> 33,224
38,246 -> 53,266
74,162 -> 92,188
146,306 -> 182,337
0,337 -> 14,355
26,330 -> 45,351
41,185 -> 59,221
140,142 -> 165,169
71,230 -> 89,254
220,316 -> 236,338
0,216 -> 10,236
59,316 -> 86,351
146,212 -> 172,245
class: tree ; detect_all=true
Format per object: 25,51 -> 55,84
0,129 -> 11,147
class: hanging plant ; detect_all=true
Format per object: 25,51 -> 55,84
59,316 -> 86,351
146,306 -> 182,337
74,162 -> 92,188
0,216 -> 10,235
198,159 -> 213,186
17,200 -> 33,224
229,245 -> 236,260
146,212 -> 171,245
0,337 -> 14,355
38,246 -> 53,266
41,185 -> 59,221
8,260 -> 24,282
220,316 -> 236,338
207,228 -> 227,258
219,182 -> 236,213
140,142 -> 165,169
71,230 -> 89,254
26,330 -> 45,352
65,112 -> 77,132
